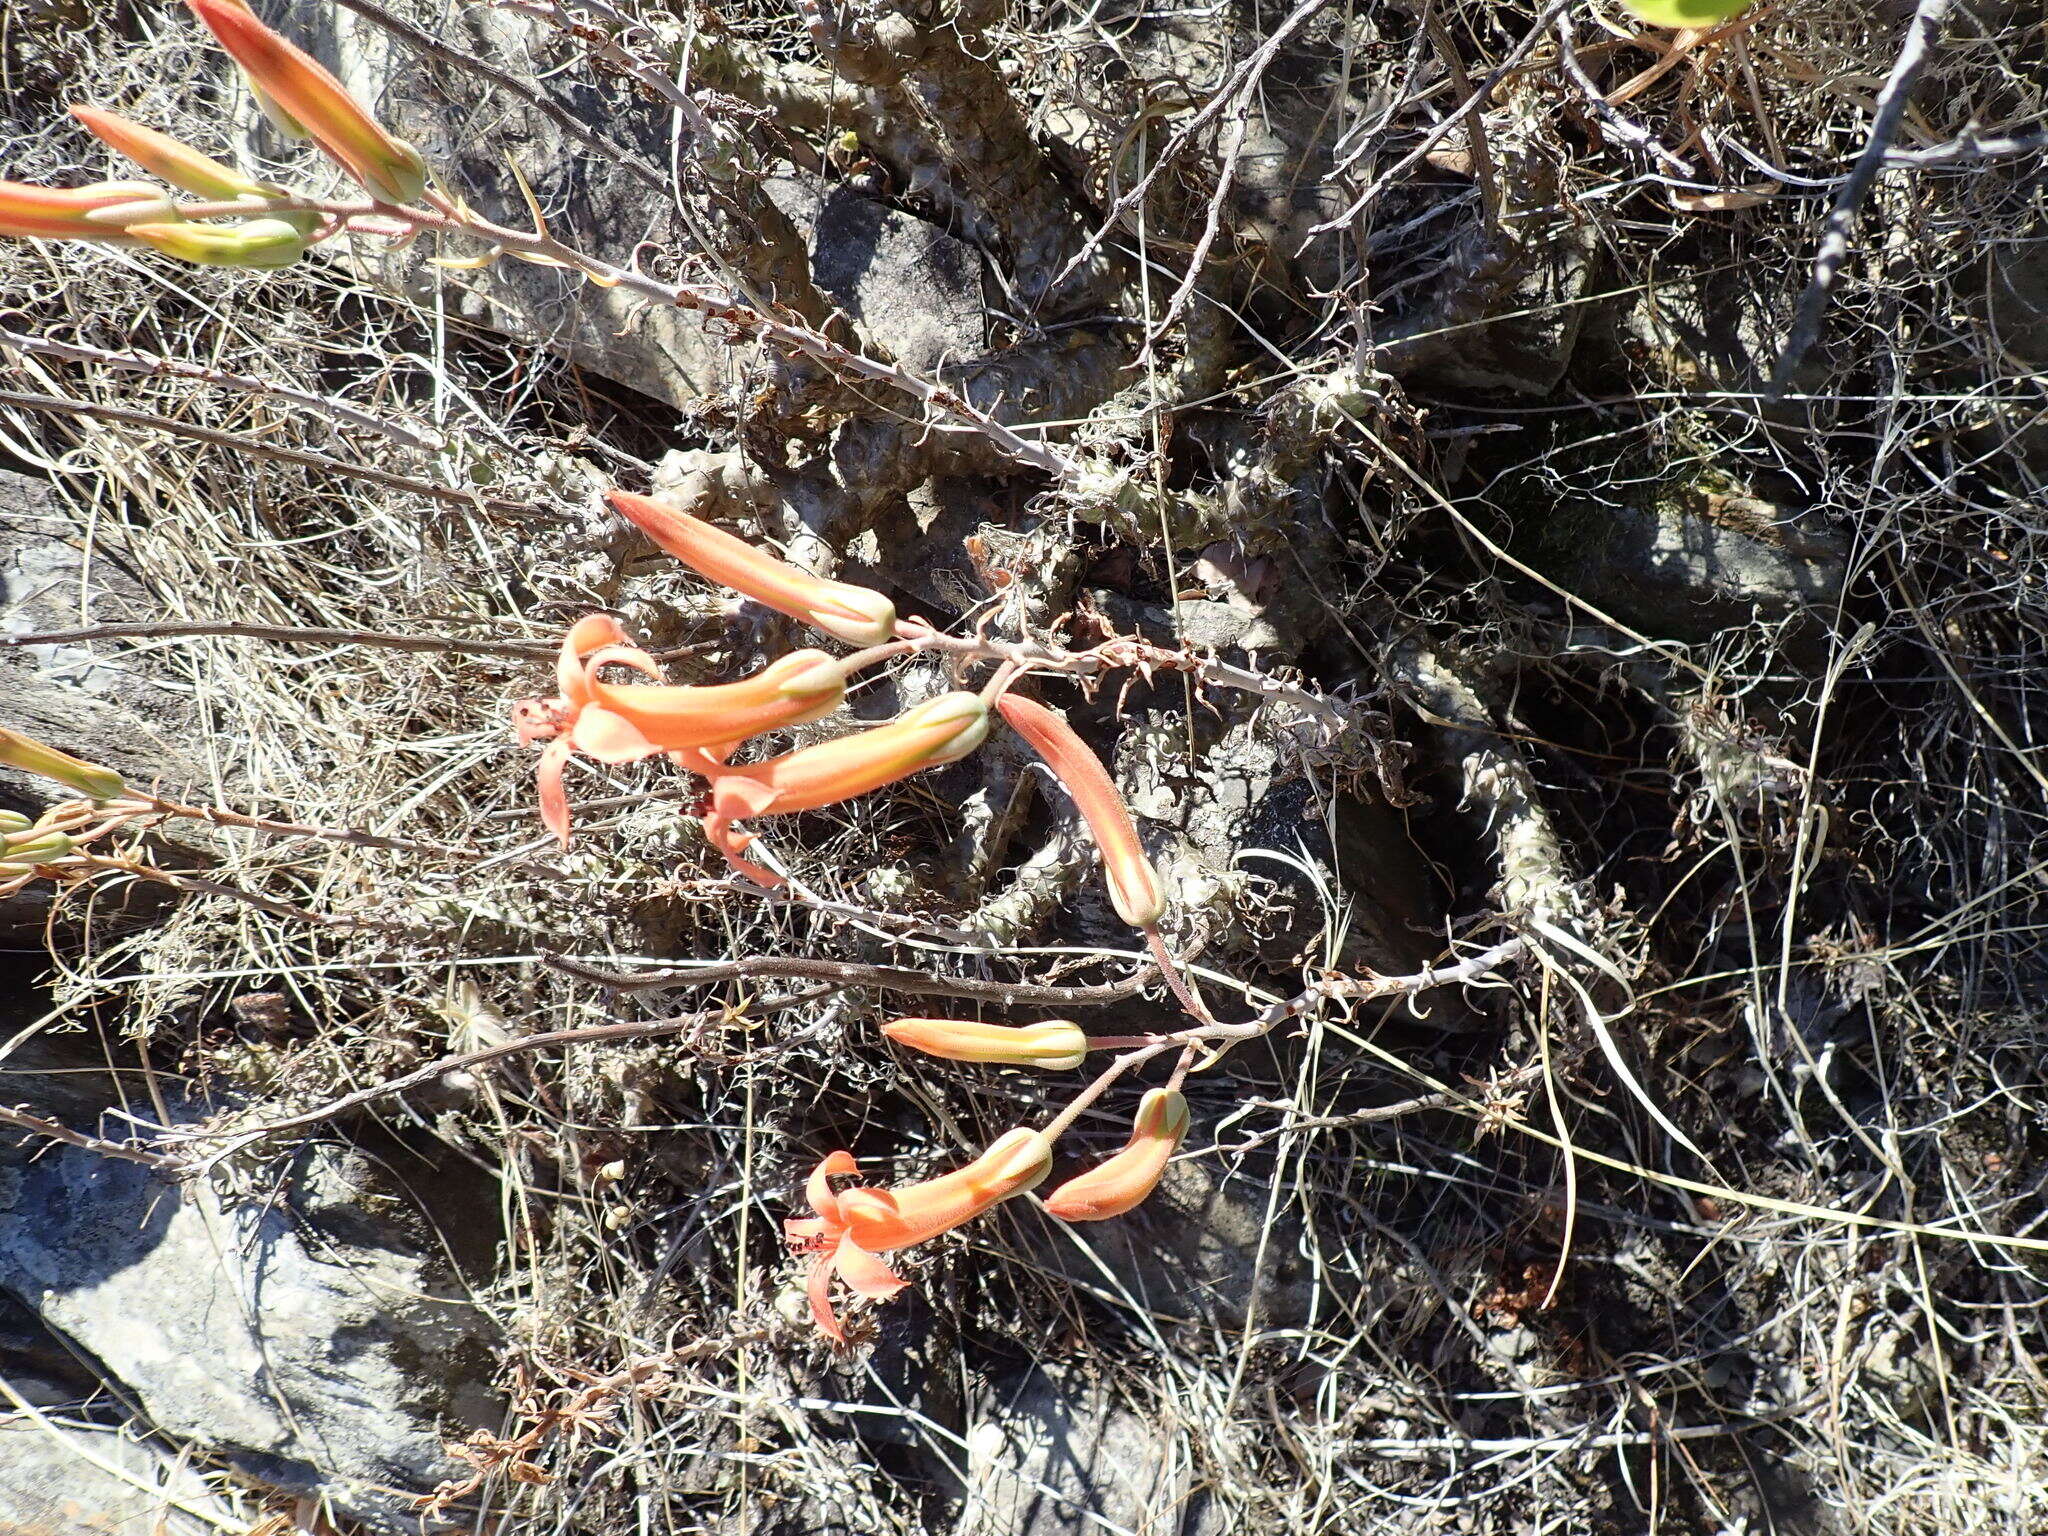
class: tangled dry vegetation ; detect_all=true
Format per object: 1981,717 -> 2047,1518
1,0 -> 2046,1531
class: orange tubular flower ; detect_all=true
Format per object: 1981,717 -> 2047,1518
882,1018 -> 1088,1070
70,106 -> 272,202
695,692 -> 988,886
995,693 -> 1165,927
1042,1089 -> 1188,1222
786,1131 -> 1049,1341
186,0 -> 427,204
838,1129 -> 1052,1252
0,179 -> 169,242
512,614 -> 847,846
608,489 -> 897,647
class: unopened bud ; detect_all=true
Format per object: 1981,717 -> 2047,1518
1042,1089 -> 1188,1222
0,831 -> 74,862
127,217 -> 307,269
882,1018 -> 1088,1070
0,728 -> 126,799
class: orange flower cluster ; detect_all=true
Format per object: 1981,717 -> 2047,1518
0,0 -> 1207,1342
503,494 -> 1202,1339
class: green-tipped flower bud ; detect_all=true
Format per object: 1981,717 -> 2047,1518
127,217 -> 307,268
0,728 -> 126,799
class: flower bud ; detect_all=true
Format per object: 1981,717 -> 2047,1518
0,811 -> 33,833
0,179 -> 169,242
881,1018 -> 1088,1070
705,691 -> 988,822
70,106 -> 273,202
187,0 -> 428,205
1621,0 -> 1748,26
1042,1089 -> 1188,1222
0,728 -> 126,799
0,831 -> 75,863
996,693 -> 1165,927
127,217 -> 308,268
608,489 -> 897,646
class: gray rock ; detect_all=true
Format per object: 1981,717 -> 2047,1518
0,468 -> 200,803
1024,1155 -> 1314,1334
0,469 -> 208,936
1528,472 -> 1848,641
959,1366 -> 1223,1536
246,4 -> 983,411
0,1419 -> 243,1536
792,183 -> 986,375
0,1132 -> 499,1530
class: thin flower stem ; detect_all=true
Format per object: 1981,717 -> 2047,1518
1144,925 -> 1215,1025
1038,1041 -> 1175,1143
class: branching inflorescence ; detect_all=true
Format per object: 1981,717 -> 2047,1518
0,0 -> 1500,1347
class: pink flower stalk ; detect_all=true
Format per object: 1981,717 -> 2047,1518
1042,1088 -> 1188,1222
995,693 -> 1165,927
512,614 -> 846,846
881,1018 -> 1088,1070
186,0 -> 427,204
789,1131 -> 1052,1340
692,692 -> 988,886
0,179 -> 169,242
608,489 -> 897,647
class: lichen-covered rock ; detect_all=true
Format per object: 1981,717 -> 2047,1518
244,3 -> 986,412
1527,468 -> 1848,641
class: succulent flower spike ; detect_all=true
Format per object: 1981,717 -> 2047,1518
69,106 -> 272,202
0,180 -> 171,242
126,218 -> 308,268
0,727 -> 126,800
995,693 -> 1165,928
785,1151 -> 910,1343
693,692 -> 988,886
512,615 -> 848,847
1042,1089 -> 1188,1222
186,0 -> 427,205
836,1129 -> 1052,1253
607,489 -> 897,647
882,1018 -> 1088,1070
